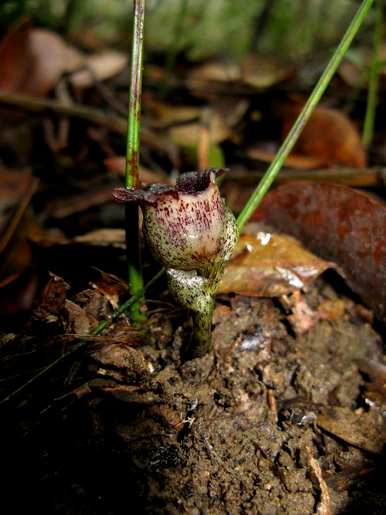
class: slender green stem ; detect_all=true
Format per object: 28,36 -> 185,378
0,268 -> 165,406
362,0 -> 383,148
125,0 -> 146,316
126,0 -> 145,188
237,0 -> 374,232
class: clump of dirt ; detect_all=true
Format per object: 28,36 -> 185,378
1,275 -> 385,514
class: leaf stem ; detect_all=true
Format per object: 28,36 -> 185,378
236,0 -> 374,233
362,0 -> 383,148
126,0 -> 145,188
125,0 -> 146,316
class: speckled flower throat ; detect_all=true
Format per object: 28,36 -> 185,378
113,169 -> 238,357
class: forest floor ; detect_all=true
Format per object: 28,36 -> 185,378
0,17 -> 385,515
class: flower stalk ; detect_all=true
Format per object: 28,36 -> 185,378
125,0 -> 146,319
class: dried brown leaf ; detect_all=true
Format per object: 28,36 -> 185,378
281,102 -> 366,168
218,230 -> 334,297
253,182 -> 386,322
0,22 -> 127,96
69,50 -> 127,88
0,22 -> 83,96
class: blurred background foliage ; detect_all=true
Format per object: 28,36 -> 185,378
0,0 -> 369,61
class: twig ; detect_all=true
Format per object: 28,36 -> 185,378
0,90 -> 127,132
0,91 -> 179,161
236,0 -> 374,232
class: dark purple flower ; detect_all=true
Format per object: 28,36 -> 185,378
113,169 -> 237,275
113,169 -> 238,357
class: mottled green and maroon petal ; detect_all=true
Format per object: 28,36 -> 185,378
112,184 -> 179,206
113,169 -> 238,356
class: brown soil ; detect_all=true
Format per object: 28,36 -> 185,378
1,275 -> 385,514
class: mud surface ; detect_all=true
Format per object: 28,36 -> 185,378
2,276 -> 386,514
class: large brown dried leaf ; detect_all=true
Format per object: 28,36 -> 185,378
253,182 -> 386,321
0,22 -> 83,96
218,229 -> 334,297
0,22 -> 127,96
281,102 -> 366,168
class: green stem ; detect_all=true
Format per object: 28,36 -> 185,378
125,0 -> 146,317
237,0 -> 374,233
189,298 -> 214,358
126,0 -> 145,188
0,268 -> 165,407
362,0 -> 383,148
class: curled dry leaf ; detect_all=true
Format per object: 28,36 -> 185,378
69,50 -> 128,88
281,102 -> 366,168
0,22 -> 127,96
91,269 -> 128,310
168,111 -> 230,147
240,55 -> 293,89
0,22 -> 83,96
63,299 -> 97,335
253,182 -> 386,322
218,229 -> 335,297
187,55 -> 292,91
146,104 -> 221,148
38,273 -> 70,315
145,98 -> 201,128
